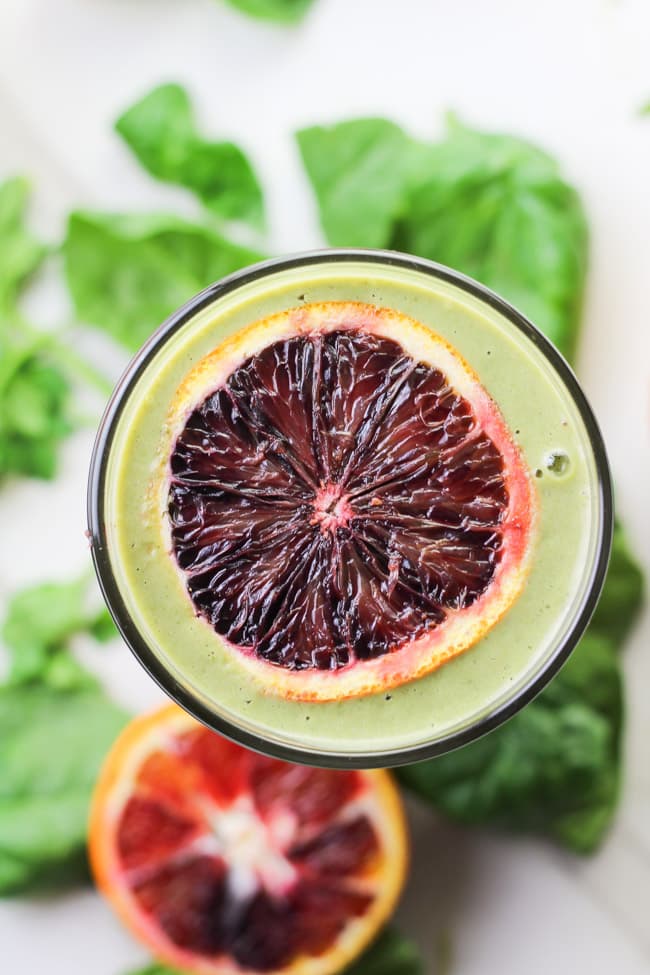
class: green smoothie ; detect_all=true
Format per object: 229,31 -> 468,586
97,254 -> 607,765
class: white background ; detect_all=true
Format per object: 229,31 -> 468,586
1,0 -> 649,972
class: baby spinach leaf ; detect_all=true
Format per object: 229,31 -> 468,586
223,0 -> 315,24
0,681 -> 127,895
0,577 -> 125,896
88,607 -> 120,643
0,177 -> 108,481
296,119 -> 422,248
298,115 -> 588,362
0,330 -> 73,481
345,928 -> 424,975
396,632 -> 621,854
393,117 -> 589,362
116,84 -> 264,229
63,211 -> 264,351
589,520 -> 644,646
2,575 -> 117,687
0,177 -> 46,314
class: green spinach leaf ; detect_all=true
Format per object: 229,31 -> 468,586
223,0 -> 315,24
393,117 -> 589,362
0,332 -> 73,480
396,633 -> 621,854
0,681 -> 127,895
2,575 -> 116,687
116,84 -> 264,229
345,928 -> 424,975
0,178 -> 72,480
63,211 -> 264,351
298,115 -> 588,362
0,177 -> 46,315
0,177 -> 105,481
296,119 -> 421,248
590,520 -> 644,646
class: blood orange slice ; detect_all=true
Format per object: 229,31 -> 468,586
90,705 -> 407,975
162,301 -> 535,701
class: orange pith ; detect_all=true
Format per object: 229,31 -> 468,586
89,705 -> 408,975
154,301 -> 537,702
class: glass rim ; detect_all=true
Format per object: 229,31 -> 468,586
88,248 -> 614,769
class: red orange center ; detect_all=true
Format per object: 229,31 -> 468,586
168,324 -> 514,674
310,483 -> 353,534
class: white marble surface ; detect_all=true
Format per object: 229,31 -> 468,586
1,0 -> 649,972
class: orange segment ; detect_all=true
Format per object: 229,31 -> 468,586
89,705 -> 408,975
156,300 -> 536,702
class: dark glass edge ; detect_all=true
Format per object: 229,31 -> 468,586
87,248 -> 614,770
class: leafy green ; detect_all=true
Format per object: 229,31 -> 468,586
0,177 -> 46,315
0,576 -> 124,895
398,633 -> 621,853
396,519 -> 644,853
590,520 -> 644,645
223,0 -> 315,24
63,211 -> 264,351
296,119 -> 421,248
2,575 -> 116,687
345,929 -> 424,975
298,115 -> 588,361
2,192 -> 257,476
123,928 -> 423,975
394,117 -> 589,362
0,177 -> 76,480
88,608 -> 120,643
0,332 -> 73,479
0,681 -> 127,895
116,84 -> 264,228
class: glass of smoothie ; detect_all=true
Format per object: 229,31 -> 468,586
88,250 -> 612,769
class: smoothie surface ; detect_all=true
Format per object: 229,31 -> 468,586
103,258 -> 603,762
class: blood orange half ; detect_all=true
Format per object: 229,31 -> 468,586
160,301 -> 535,701
89,705 -> 407,975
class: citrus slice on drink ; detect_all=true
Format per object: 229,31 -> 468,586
162,300 -> 536,701
89,705 -> 408,975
